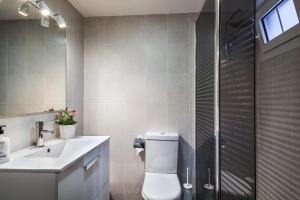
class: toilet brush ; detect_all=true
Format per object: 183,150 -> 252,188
204,168 -> 214,190
183,168 -> 193,190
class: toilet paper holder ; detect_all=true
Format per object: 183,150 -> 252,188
133,137 -> 145,149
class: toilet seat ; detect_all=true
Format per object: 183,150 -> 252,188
142,172 -> 182,200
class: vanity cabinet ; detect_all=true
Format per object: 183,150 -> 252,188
83,140 -> 110,200
0,140 -> 110,200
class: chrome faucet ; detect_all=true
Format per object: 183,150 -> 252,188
35,121 -> 54,147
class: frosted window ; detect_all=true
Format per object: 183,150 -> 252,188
278,0 -> 299,31
263,9 -> 283,41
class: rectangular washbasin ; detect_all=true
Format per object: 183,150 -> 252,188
25,141 -> 67,158
0,136 -> 110,172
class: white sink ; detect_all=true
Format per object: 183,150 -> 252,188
26,141 -> 67,158
0,136 -> 110,172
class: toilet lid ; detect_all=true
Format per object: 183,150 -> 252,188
142,172 -> 181,200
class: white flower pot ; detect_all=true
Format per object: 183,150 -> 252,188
59,124 -> 76,139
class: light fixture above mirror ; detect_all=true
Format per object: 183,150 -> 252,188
55,14 -> 66,28
37,0 -> 50,16
18,0 -> 66,29
18,2 -> 30,16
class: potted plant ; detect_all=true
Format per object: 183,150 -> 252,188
56,108 -> 77,139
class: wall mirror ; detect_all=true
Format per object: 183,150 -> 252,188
0,0 -> 66,117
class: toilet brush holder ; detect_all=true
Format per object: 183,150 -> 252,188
204,168 -> 214,190
183,167 -> 193,190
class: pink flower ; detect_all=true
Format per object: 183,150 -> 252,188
70,111 -> 77,117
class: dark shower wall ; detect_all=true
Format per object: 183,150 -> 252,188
219,0 -> 256,199
256,1 -> 300,198
257,45 -> 300,200
195,0 -> 215,199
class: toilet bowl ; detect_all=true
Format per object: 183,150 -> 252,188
142,172 -> 181,200
142,132 -> 182,200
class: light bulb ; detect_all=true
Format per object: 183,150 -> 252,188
41,16 -> 50,28
38,1 -> 50,16
18,2 -> 30,17
56,15 -> 66,29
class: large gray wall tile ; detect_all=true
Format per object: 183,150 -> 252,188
84,13 -> 196,199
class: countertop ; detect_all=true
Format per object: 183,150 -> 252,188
0,136 -> 110,173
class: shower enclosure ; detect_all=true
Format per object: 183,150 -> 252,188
196,0 -> 256,199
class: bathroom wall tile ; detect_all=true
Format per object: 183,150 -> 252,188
167,42 -> 190,73
26,75 -> 45,105
125,104 -> 147,133
145,15 -> 167,45
45,73 -> 66,105
102,103 -> 126,134
0,46 -> 8,75
25,104 -> 45,114
146,103 -> 168,132
45,28 -> 65,47
26,20 -> 46,49
167,14 -> 190,44
84,43 -> 101,73
84,103 -> 106,134
168,103 -> 191,143
124,45 -> 147,75
46,45 -> 66,76
146,42 -> 167,74
85,70 -> 126,103
125,74 -> 147,103
84,13 -> 195,199
6,104 -> 26,115
84,103 -> 126,163
101,73 -> 126,103
0,21 -> 7,47
178,139 -> 194,183
104,16 -> 128,46
97,44 -> 126,75
122,16 -> 146,44
84,71 -> 106,102
124,162 -> 145,198
7,21 -> 26,47
146,74 -> 168,104
110,162 -> 125,200
8,46 -> 27,75
0,75 -> 6,104
168,74 -> 190,104
0,104 -> 6,115
84,18 -> 105,50
109,137 -> 126,163
6,75 -> 26,105
27,46 -> 46,75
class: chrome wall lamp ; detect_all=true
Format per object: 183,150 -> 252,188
18,0 -> 66,29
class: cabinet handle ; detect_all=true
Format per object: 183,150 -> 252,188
85,155 -> 100,171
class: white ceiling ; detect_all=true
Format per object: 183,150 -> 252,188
68,0 -> 205,17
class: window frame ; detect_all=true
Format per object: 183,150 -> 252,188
257,0 -> 300,53
261,0 -> 299,43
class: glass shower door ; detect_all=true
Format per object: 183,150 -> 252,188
219,0 -> 256,199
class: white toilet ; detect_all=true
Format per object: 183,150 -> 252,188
142,132 -> 182,200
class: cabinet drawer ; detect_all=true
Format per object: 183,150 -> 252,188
84,146 -> 101,166
99,141 -> 109,185
84,141 -> 109,200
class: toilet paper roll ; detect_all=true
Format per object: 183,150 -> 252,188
135,148 -> 144,156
